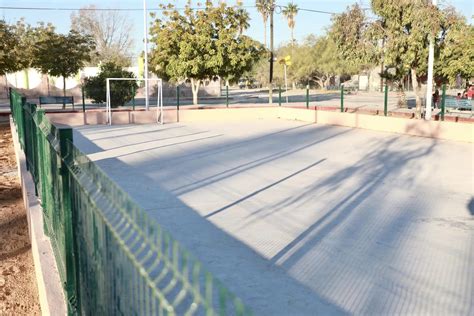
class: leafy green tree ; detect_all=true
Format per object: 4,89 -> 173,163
282,3 -> 299,46
0,20 -> 19,76
149,0 -> 263,105
371,0 -> 443,116
436,12 -> 474,85
330,1 -> 471,118
33,30 -> 94,106
84,62 -> 138,107
329,4 -> 378,73
236,8 -> 250,35
267,36 -> 357,89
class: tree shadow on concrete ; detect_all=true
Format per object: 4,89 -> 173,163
72,120 -> 474,315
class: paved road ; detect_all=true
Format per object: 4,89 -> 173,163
73,119 -> 473,315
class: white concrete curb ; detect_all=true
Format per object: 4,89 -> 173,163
10,118 -> 67,316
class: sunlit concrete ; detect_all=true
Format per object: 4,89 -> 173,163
74,120 -> 474,315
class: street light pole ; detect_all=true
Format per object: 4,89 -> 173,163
425,0 -> 437,120
143,0 -> 149,111
269,4 -> 274,105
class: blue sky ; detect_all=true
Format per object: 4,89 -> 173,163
1,0 -> 472,61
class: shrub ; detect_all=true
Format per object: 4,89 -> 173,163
84,62 -> 138,107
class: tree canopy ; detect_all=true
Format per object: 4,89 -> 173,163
84,62 -> 138,107
253,35 -> 358,89
330,1 -> 473,117
33,30 -> 95,99
0,20 -> 19,76
149,0 -> 264,105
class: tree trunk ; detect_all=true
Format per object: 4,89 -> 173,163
191,78 -> 200,105
315,78 -> 324,90
410,69 -> 422,119
324,75 -> 331,89
46,75 -> 50,96
263,20 -> 267,48
62,76 -> 66,109
396,82 -> 407,108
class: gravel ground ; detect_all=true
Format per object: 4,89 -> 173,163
0,124 -> 41,315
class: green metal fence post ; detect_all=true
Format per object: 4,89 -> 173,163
176,86 -> 180,109
278,86 -> 282,106
81,86 -> 86,113
226,85 -> 229,108
58,127 -> 78,313
441,83 -> 446,121
177,86 -> 180,122
340,84 -> 344,112
9,87 -> 13,113
306,85 -> 310,109
20,97 -> 27,150
132,86 -> 136,110
384,84 -> 388,116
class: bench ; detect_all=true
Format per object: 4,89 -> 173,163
39,96 -> 74,108
444,98 -> 472,111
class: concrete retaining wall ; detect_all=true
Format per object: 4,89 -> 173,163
10,119 -> 67,316
46,107 -> 473,143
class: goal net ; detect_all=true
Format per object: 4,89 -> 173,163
106,78 -> 163,125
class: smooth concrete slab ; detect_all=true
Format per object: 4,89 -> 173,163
74,120 -> 474,315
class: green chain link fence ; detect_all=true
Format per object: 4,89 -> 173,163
9,88 -> 251,316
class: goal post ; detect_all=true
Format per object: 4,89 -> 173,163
106,78 -> 163,125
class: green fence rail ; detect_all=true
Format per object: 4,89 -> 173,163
9,89 -> 251,316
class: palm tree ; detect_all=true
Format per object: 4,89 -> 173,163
282,3 -> 299,46
236,8 -> 250,35
255,0 -> 274,48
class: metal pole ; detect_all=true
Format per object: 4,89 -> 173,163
425,0 -> 437,120
441,83 -> 446,121
384,84 -> 388,116
340,84 -> 344,112
143,0 -> 149,111
268,6 -> 274,105
9,87 -> 13,113
176,85 -> 180,109
132,85 -> 136,110
306,85 -> 309,109
278,86 -> 282,106
81,85 -> 85,113
160,80 -> 163,124
226,84 -> 229,108
106,79 -> 111,125
284,64 -> 288,104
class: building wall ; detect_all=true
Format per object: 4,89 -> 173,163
1,68 -> 222,99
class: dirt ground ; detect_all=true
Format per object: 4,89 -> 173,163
0,124 -> 41,315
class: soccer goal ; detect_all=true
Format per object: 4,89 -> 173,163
106,78 -> 163,125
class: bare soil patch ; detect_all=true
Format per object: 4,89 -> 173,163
0,123 -> 41,315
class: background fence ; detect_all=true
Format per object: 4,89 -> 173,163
10,88 -> 250,315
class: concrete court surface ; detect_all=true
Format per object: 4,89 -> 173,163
73,119 -> 474,315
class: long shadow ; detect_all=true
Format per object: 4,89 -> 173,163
205,159 -> 327,218
75,133 -> 348,315
74,120 -> 474,314
77,124 -> 186,142
142,123 -> 316,169
270,136 -> 436,267
77,130 -> 211,153
172,127 -> 351,196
